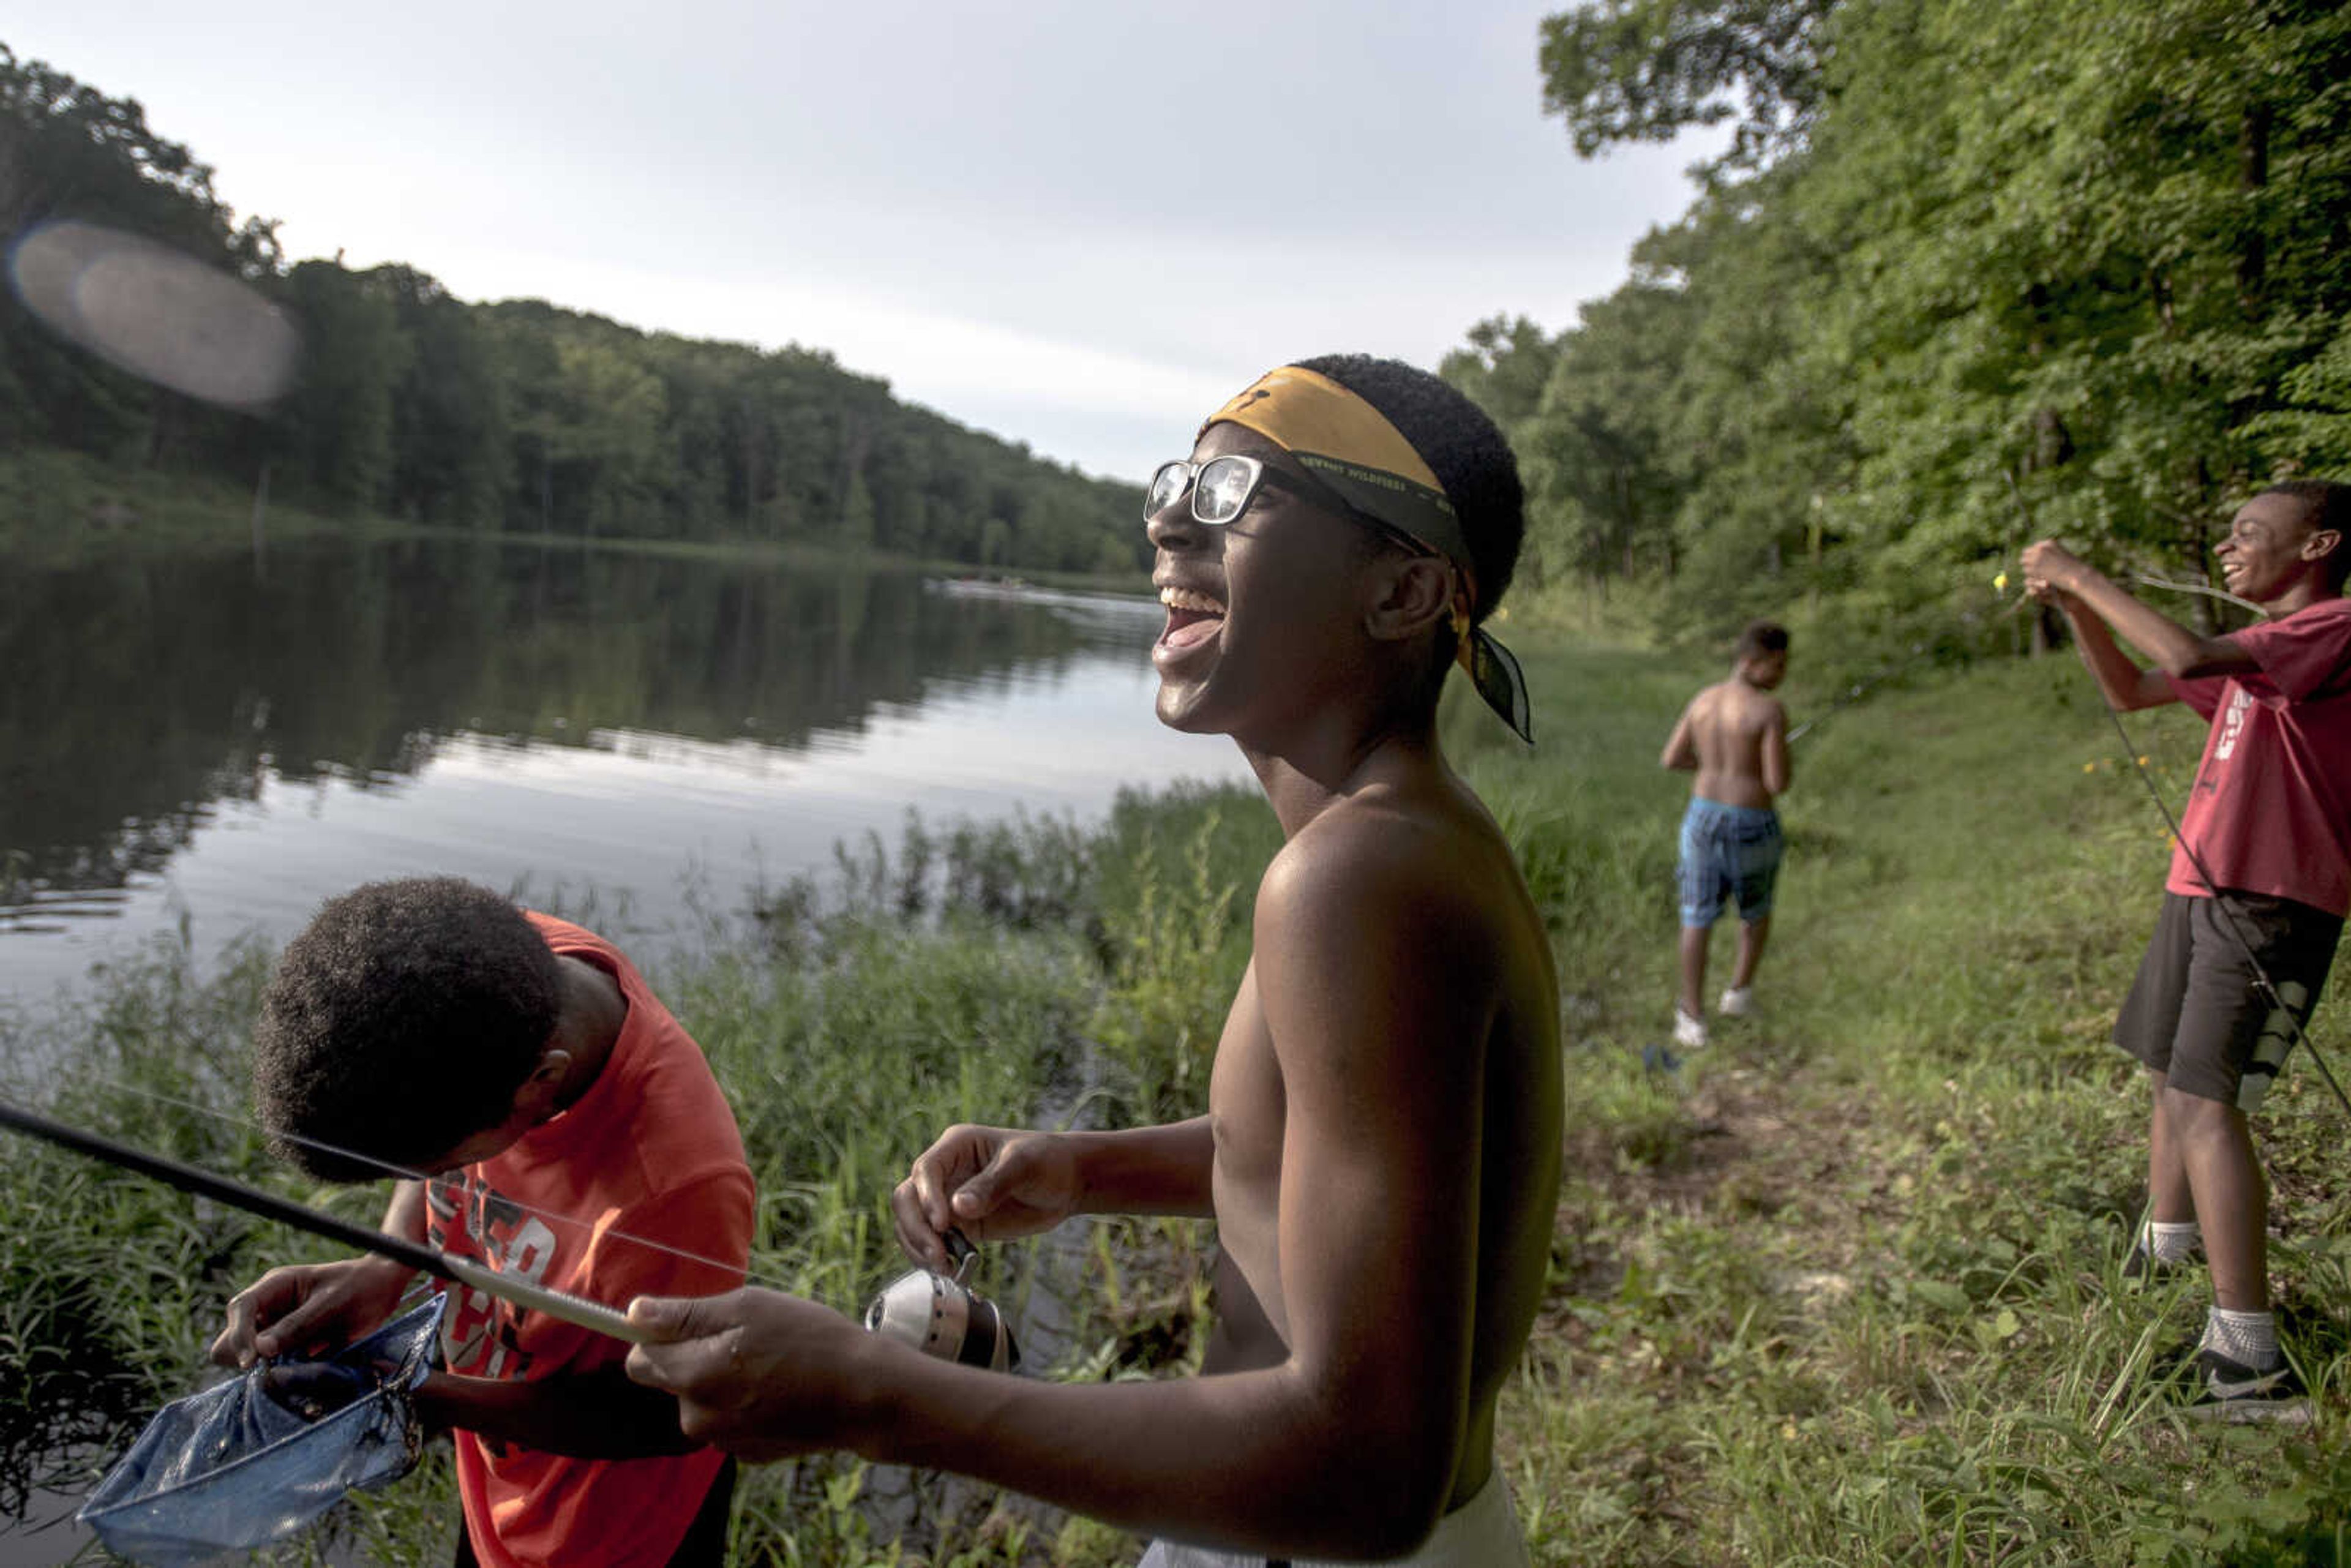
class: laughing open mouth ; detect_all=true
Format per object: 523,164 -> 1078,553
1160,584 -> 1226,649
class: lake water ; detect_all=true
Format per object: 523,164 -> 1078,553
0,536 -> 1251,1011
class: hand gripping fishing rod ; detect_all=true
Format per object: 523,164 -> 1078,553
0,1098 -> 650,1343
1,1095 -> 1026,1368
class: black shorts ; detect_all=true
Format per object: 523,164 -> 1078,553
2114,890 -> 2342,1112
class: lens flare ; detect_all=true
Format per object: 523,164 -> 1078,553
9,219 -> 301,410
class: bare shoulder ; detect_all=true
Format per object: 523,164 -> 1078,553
1255,790 -> 1517,970
1267,789 -> 1479,888
1729,683 -> 1782,726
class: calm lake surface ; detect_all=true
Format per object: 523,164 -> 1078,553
0,535 -> 1250,1011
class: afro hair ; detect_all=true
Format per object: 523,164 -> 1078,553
253,877 -> 561,1179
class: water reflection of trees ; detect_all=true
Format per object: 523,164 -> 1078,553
0,538 -> 1128,911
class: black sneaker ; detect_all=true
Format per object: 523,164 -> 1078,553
2183,1349 -> 2309,1423
2120,1238 -> 2200,1289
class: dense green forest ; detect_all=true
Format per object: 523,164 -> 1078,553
0,44 -> 1147,576
1445,0 -> 2351,647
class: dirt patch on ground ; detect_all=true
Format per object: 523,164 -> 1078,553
1547,1049 -> 1873,1315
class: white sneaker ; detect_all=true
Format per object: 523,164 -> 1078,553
1673,1008 -> 1709,1049
1719,986 -> 1755,1018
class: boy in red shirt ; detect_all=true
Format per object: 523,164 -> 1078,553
2024,478 -> 2351,1418
211,877 -> 756,1565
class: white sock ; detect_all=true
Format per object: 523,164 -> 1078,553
2199,1306 -> 2279,1370
2144,1220 -> 2202,1262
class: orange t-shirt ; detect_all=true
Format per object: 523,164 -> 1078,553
424,913 -> 756,1568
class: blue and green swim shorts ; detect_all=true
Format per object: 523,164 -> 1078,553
1677,797 -> 1783,929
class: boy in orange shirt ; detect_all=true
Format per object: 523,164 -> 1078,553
211,877 -> 755,1567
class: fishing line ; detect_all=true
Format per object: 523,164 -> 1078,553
2133,572 -> 2262,618
1786,642 -> 1930,745
1785,595 -> 2034,746
2094,700 -> 2351,1122
88,1075 -> 780,1292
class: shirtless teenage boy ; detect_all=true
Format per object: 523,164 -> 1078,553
1662,620 -> 1791,1048
623,356 -> 1564,1565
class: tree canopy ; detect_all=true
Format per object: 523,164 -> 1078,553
1455,0 -> 2351,647
0,44 -> 1146,577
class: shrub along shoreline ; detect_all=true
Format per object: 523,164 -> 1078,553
6,631 -> 2351,1566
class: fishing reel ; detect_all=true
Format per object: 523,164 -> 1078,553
863,1229 -> 1020,1373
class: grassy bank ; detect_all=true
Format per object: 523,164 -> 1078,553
7,628 -> 2351,1565
1488,639 -> 2351,1567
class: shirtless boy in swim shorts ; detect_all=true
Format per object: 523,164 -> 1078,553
1662,620 -> 1791,1048
623,356 -> 1564,1566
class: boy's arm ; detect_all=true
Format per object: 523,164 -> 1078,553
626,831 -> 1492,1561
212,1182 -> 428,1367
1762,700 -> 1791,797
2023,541 -> 2255,682
1661,699 -> 1699,770
2038,587 -> 2178,711
417,1365 -> 700,1458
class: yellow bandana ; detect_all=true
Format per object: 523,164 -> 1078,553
1203,365 -> 1533,744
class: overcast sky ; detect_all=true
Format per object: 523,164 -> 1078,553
11,2 -> 1719,482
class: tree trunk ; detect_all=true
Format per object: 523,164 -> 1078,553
249,459 -> 271,579
2238,102 -> 2271,313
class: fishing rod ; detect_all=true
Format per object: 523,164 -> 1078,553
1786,640 -> 1932,745
2093,694 -> 2351,1124
0,1093 -> 1024,1368
102,1076 -> 756,1289
0,1097 -> 649,1344
1785,594 -> 2035,746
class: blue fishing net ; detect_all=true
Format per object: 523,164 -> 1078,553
76,1293 -> 445,1568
